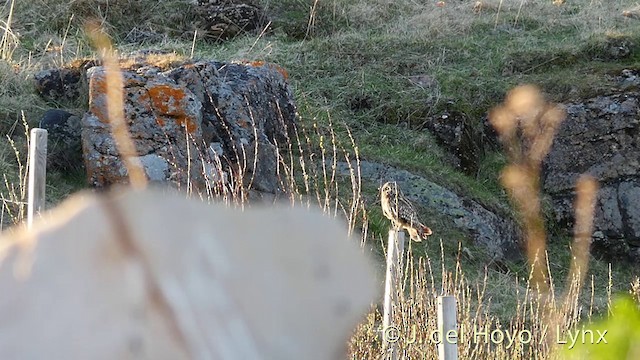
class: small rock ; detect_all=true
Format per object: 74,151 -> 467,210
196,0 -> 268,41
138,154 -> 170,183
422,108 -> 496,175
208,142 -> 224,157
38,109 -> 83,172
34,68 -> 84,102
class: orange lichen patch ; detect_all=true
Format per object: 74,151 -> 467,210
68,58 -> 101,70
156,118 -> 166,127
89,74 -> 110,124
270,64 -> 289,80
245,60 -> 289,80
249,60 -> 265,67
148,84 -> 185,114
147,84 -> 198,134
89,72 -> 108,99
176,117 -> 197,133
90,70 -> 151,124
237,116 -> 251,129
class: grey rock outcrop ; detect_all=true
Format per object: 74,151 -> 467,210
82,60 -> 297,192
336,160 -> 521,261
542,88 -> 640,260
34,68 -> 84,102
422,109 -> 498,175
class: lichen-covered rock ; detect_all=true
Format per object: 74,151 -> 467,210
83,66 -> 204,188
542,88 -> 640,260
82,60 -> 297,193
165,60 -> 296,192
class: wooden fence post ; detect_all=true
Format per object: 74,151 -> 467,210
382,230 -> 405,359
27,128 -> 47,229
438,295 -> 458,360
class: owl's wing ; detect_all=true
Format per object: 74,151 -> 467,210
397,192 -> 421,225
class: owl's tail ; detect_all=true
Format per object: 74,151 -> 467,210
419,224 -> 433,238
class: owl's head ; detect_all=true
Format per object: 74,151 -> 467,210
380,182 -> 396,196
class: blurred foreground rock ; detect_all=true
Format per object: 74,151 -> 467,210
543,84 -> 640,261
0,189 -> 375,359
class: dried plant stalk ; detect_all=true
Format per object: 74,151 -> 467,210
85,20 -> 147,189
568,175 -> 599,292
489,85 -> 566,292
501,163 -> 548,291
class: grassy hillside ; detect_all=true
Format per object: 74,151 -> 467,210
2,0 -> 640,358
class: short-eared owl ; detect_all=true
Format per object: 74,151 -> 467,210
380,181 -> 433,241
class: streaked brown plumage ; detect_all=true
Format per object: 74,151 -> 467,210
380,181 -> 433,241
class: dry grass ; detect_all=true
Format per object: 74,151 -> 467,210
630,276 -> 640,303
349,243 -> 612,359
0,116 -> 29,231
0,0 -> 17,61
348,85 -> 606,359
181,116 -> 369,241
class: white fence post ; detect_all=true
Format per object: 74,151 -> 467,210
382,230 -> 405,359
27,128 -> 47,229
438,295 -> 458,360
